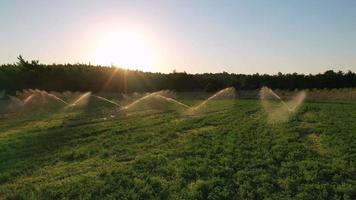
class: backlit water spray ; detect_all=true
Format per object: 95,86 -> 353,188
68,92 -> 120,109
155,94 -> 191,109
4,89 -> 69,113
69,92 -> 92,107
22,90 -> 68,105
46,93 -> 68,105
122,91 -> 190,111
122,92 -> 158,110
187,87 -> 236,114
92,95 -> 120,107
260,87 -> 306,123
23,94 -> 35,104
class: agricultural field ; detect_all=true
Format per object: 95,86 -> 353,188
2,0 -> 356,199
0,89 -> 356,200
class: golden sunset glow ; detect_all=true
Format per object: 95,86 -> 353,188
93,29 -> 157,71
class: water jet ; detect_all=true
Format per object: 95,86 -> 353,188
260,87 -> 306,123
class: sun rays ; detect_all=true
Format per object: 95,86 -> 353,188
92,29 -> 158,72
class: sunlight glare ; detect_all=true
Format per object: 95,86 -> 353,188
93,29 -> 157,71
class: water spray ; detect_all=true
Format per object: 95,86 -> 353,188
155,94 -> 191,109
260,87 -> 306,123
92,95 -> 120,107
69,92 -> 91,107
188,87 -> 236,113
121,91 -> 190,111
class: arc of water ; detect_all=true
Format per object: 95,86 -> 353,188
23,94 -> 35,104
288,91 -> 307,111
155,94 -> 191,109
121,92 -> 157,110
92,95 -> 120,107
260,87 -> 307,123
70,92 -> 91,106
191,87 -> 235,111
264,88 -> 294,112
122,88 -> 234,113
122,91 -> 191,111
25,90 -> 68,105
46,93 -> 68,105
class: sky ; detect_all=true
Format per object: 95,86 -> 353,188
0,0 -> 356,74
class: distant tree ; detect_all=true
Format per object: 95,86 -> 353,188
1,57 -> 356,93
16,55 -> 28,66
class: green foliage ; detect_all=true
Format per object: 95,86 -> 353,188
0,99 -> 356,199
1,56 -> 356,94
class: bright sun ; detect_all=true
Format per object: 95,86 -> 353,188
93,29 -> 157,71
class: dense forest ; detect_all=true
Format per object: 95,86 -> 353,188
1,56 -> 356,94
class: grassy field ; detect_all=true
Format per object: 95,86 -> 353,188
0,98 -> 356,199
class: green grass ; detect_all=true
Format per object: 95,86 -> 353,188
0,99 -> 356,199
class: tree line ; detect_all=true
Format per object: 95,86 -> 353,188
1,56 -> 356,94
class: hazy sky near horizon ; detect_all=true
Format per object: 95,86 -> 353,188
1,0 -> 356,74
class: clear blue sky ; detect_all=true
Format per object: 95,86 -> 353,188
1,0 -> 355,74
